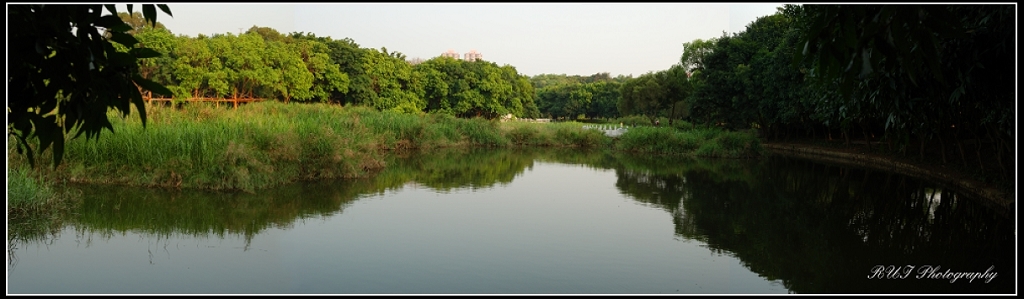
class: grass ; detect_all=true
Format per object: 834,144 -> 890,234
615,126 -> 762,158
8,101 -> 615,193
7,165 -> 81,237
6,102 -> 762,224
6,102 -> 761,229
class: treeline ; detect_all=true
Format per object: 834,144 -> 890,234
528,69 -> 692,125
125,14 -> 539,118
531,73 -> 629,120
122,5 -> 1014,180
611,5 -> 1013,181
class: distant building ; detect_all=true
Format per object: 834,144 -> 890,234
441,49 -> 460,59
439,49 -> 483,62
407,57 -> 425,65
463,49 -> 483,61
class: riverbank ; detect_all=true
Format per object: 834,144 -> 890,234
763,141 -> 1014,216
7,102 -> 599,193
7,101 -> 761,194
6,167 -> 81,234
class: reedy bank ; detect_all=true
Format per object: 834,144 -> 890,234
8,101 -> 761,195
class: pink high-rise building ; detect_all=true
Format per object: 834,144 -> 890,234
441,49 -> 460,59
463,50 -> 483,61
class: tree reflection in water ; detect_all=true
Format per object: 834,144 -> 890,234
9,148 -> 1013,294
611,154 -> 1014,294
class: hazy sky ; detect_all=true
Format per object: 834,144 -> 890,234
150,3 -> 784,77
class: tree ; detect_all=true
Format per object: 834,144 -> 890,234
289,33 -> 368,105
116,11 -> 167,35
586,81 -> 622,119
247,26 -> 290,43
294,39 -> 350,103
8,4 -> 174,168
133,27 -> 178,94
264,39 -> 313,103
359,48 -> 423,112
619,72 -> 668,124
661,65 -> 691,123
796,4 -> 1015,178
680,38 -> 718,74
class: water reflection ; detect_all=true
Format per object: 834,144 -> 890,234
609,155 -> 1014,294
8,148 -> 1014,294
374,147 -> 539,192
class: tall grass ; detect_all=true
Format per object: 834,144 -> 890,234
9,101 -> 762,194
7,165 -> 80,234
615,126 -> 762,158
9,101 -> 612,192
500,121 -> 608,147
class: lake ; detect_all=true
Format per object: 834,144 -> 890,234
6,147 -> 1015,294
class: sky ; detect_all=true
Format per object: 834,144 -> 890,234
144,3 -> 784,77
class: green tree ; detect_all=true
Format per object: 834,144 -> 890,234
170,35 -> 220,99
290,39 -> 350,103
619,72 -> 667,124
264,39 -> 313,103
133,27 -> 178,95
680,38 -> 718,75
116,11 -> 167,35
246,26 -> 290,44
360,48 -> 423,112
661,65 -> 691,123
502,65 -> 539,118
689,33 -> 760,130
586,81 -> 622,119
8,4 -> 173,168
796,5 -> 1013,166
290,33 -> 369,105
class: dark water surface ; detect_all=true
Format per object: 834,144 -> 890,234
6,148 -> 1015,294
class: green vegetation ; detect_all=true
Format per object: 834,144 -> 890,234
7,101 -> 618,193
615,126 -> 762,158
124,27 -> 541,119
7,166 -> 81,235
608,4 -> 1013,189
531,73 -> 627,120
8,4 -> 174,168
8,4 -> 1012,224
697,5 -> 1013,184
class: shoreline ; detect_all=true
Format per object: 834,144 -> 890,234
763,142 -> 1014,217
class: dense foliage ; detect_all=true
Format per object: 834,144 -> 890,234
8,4 -> 174,168
531,73 -> 627,120
9,4 -> 1014,186
125,27 -> 540,119
655,5 -> 1013,183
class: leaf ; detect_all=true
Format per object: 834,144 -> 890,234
33,115 -> 57,154
157,4 -> 173,17
94,15 -> 124,28
100,117 -> 115,137
109,51 -> 136,68
130,47 -> 162,59
134,74 -> 173,97
104,4 -> 117,15
109,31 -> 139,48
858,48 -> 873,79
143,5 -> 158,27
51,128 -> 65,170
129,87 -> 148,128
13,134 -> 37,169
127,4 -> 133,14
110,21 -> 133,33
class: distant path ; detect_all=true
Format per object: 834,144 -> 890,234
763,142 -> 1013,217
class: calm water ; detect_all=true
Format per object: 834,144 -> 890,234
6,148 -> 1016,294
